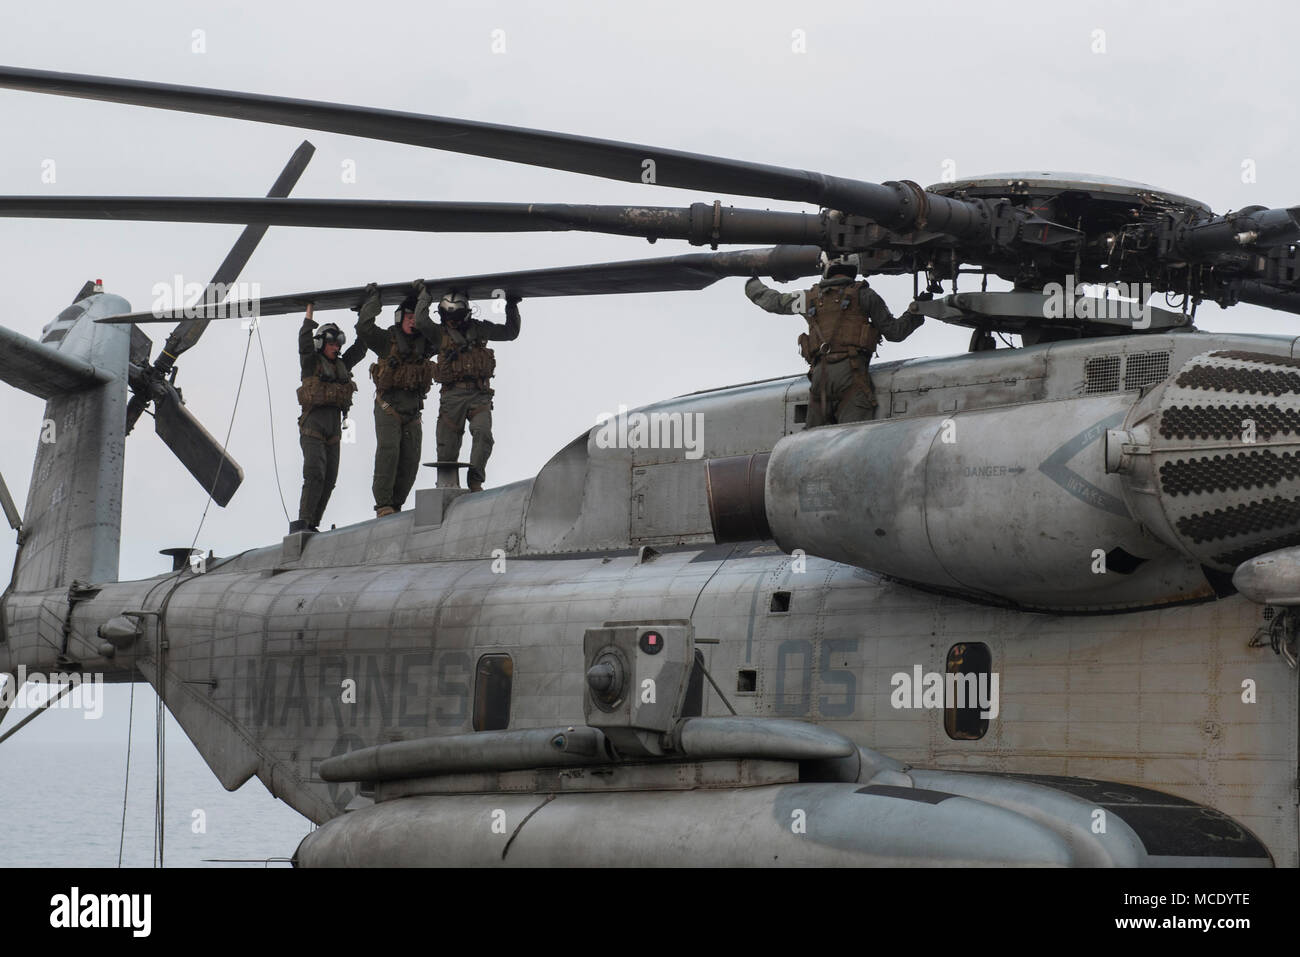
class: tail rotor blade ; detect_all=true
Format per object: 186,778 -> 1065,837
158,139 -> 316,367
152,382 -> 243,507
126,140 -> 316,436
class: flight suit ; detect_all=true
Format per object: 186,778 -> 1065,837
745,275 -> 922,427
297,318 -> 367,528
433,300 -> 521,491
356,290 -> 439,513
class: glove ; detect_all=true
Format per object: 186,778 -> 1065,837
357,282 -> 382,322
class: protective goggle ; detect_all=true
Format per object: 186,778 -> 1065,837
439,294 -> 470,317
315,327 -> 346,347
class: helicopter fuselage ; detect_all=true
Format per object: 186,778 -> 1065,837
4,322 -> 1297,865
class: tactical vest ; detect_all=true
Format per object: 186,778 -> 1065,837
370,338 -> 437,396
297,354 -> 357,413
433,325 -> 496,386
798,281 -> 881,365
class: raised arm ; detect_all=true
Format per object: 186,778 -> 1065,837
341,335 -> 369,370
744,277 -> 803,315
863,287 -> 924,343
413,280 -> 439,341
299,306 -> 317,376
477,298 -> 521,341
355,283 -> 389,354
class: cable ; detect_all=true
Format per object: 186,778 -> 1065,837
255,322 -> 292,523
154,686 -> 165,868
117,674 -> 136,867
189,325 -> 256,554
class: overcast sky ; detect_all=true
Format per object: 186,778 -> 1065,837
2,0 -> 1298,859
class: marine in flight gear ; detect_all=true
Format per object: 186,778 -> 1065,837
293,304 -> 367,533
356,281 -> 439,516
745,254 -> 923,428
432,290 -> 521,492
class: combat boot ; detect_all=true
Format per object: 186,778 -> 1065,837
376,505 -> 396,517
468,478 -> 483,493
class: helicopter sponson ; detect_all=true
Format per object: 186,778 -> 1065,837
294,717 -> 1265,866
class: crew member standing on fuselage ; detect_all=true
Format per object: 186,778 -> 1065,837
356,281 -> 438,517
432,291 -> 521,492
745,254 -> 923,427
294,304 -> 367,533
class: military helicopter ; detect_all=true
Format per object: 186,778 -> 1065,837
0,65 -> 1296,867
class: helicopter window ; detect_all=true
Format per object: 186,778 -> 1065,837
943,642 -> 992,741
770,592 -> 791,613
793,403 -> 808,424
473,654 -> 513,732
737,669 -> 757,693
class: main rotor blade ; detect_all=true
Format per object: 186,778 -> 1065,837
162,140 -> 316,364
0,196 -> 824,245
98,246 -> 826,324
152,382 -> 243,506
1233,280 -> 1300,316
0,66 -> 986,235
1179,207 -> 1300,256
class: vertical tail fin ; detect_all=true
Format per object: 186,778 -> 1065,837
2,289 -> 132,591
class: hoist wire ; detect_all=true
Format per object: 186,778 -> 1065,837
117,675 -> 136,867
255,321 -> 292,523
189,324 -> 256,553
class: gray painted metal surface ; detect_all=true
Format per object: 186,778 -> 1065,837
2,67 -> 1298,870
6,293 -> 131,592
929,171 -> 1211,212
0,319 -> 109,399
0,304 -> 1296,866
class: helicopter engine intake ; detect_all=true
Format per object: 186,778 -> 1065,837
1105,349 -> 1300,572
707,349 -> 1300,611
